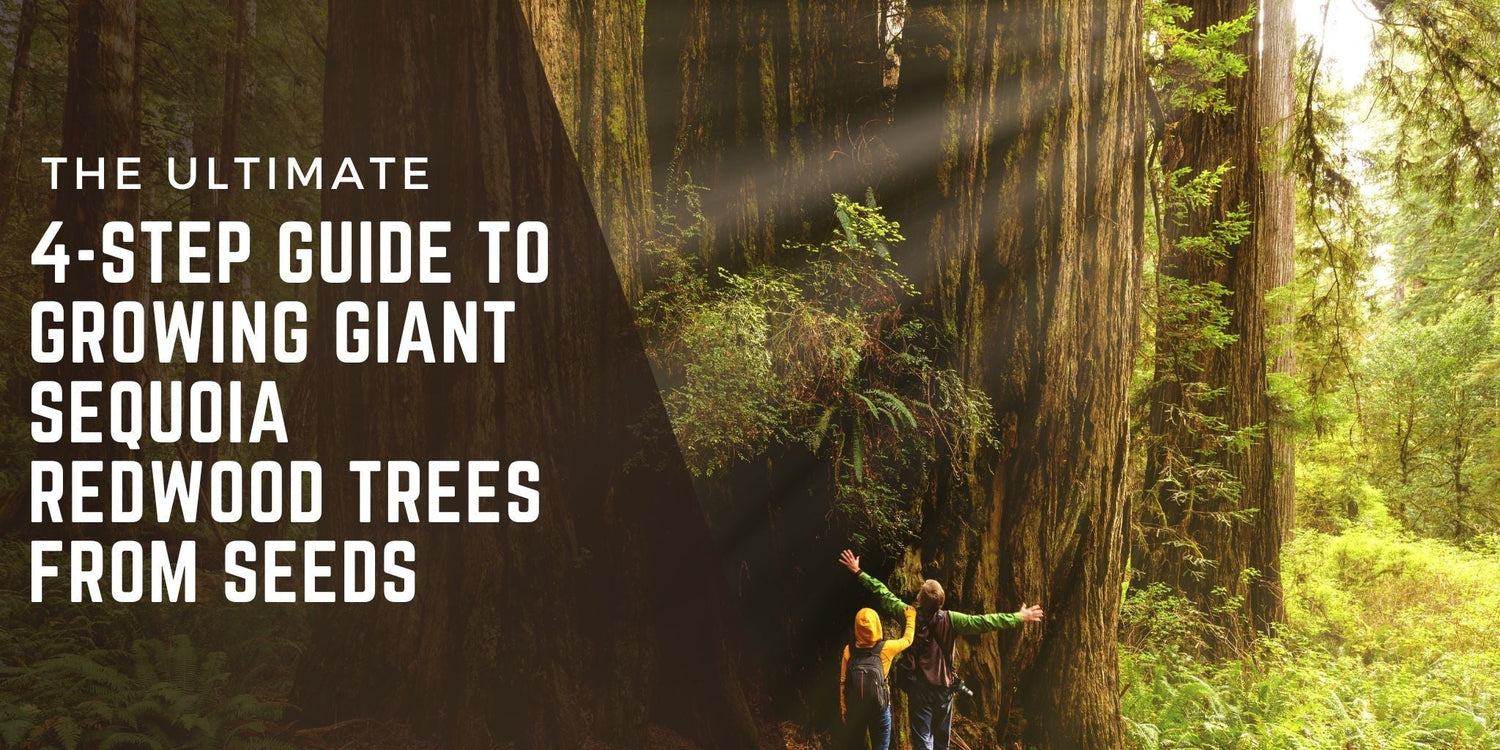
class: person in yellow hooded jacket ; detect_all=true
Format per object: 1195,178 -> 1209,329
839,602 -> 916,750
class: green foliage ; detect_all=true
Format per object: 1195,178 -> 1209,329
0,544 -> 311,750
638,192 -> 994,551
1366,0 -> 1500,199
1136,0 -> 1262,560
1288,40 -> 1378,442
1136,162 -> 1263,577
1144,0 -> 1255,118
0,637 -> 290,750
1362,300 -> 1500,541
1122,518 -> 1500,749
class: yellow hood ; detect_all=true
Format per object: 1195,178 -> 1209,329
852,607 -> 883,647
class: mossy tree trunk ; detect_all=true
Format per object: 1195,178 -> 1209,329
293,2 -> 770,747
644,0 -> 890,272
782,0 -> 890,225
520,0 -> 653,301
644,0 -> 792,271
888,1 -> 1145,747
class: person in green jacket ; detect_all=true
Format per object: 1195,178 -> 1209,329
838,549 -> 1043,750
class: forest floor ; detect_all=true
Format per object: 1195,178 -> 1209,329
1119,514 -> 1500,749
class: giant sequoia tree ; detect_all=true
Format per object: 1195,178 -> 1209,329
293,2 -> 770,747
887,1 -> 1145,747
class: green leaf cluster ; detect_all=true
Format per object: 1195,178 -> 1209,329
637,191 -> 994,552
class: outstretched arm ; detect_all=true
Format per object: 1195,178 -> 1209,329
838,549 -> 907,619
950,603 -> 1044,635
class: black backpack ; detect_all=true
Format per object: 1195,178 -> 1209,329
844,640 -> 889,712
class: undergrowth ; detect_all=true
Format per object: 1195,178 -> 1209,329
1121,519 -> 1500,749
0,541 -> 313,750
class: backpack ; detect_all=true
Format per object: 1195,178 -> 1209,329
894,609 -> 954,692
844,639 -> 890,712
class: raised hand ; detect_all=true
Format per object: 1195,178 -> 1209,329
838,549 -> 862,576
1018,603 -> 1044,623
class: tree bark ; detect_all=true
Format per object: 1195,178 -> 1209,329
35,0 -> 143,535
1140,0 -> 1283,651
782,0 -> 890,219
644,0 -> 890,272
1254,0 -> 1296,634
0,0 -> 41,238
644,0 -> 792,272
293,2 -> 770,748
888,1 -> 1144,747
217,0 -> 252,221
520,0 -> 652,301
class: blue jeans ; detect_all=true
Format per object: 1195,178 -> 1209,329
868,705 -> 892,750
908,684 -> 954,750
844,705 -> 892,750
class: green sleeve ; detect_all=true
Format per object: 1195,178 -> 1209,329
948,609 -> 1023,635
857,573 -> 909,619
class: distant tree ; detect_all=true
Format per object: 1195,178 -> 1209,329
1256,0 -> 1298,631
1137,0 -> 1293,651
0,0 -> 39,237
1365,302 -> 1500,540
33,0 -> 143,538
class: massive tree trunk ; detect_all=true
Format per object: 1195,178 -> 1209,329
35,0 -> 142,534
888,1 -> 1144,747
1254,0 -> 1295,634
1140,0 -> 1287,651
0,0 -> 39,237
520,0 -> 652,300
293,2 -> 769,748
643,0 -> 889,272
782,0 -> 890,217
644,0 -> 792,271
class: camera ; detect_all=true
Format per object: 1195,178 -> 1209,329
951,679 -> 975,700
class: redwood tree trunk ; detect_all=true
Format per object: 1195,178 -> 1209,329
217,0 -> 252,222
644,0 -> 890,272
1140,0 -> 1284,651
520,0 -> 653,300
645,0 -> 792,271
889,1 -> 1144,747
293,2 -> 769,748
1254,0 -> 1296,634
782,0 -> 889,220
